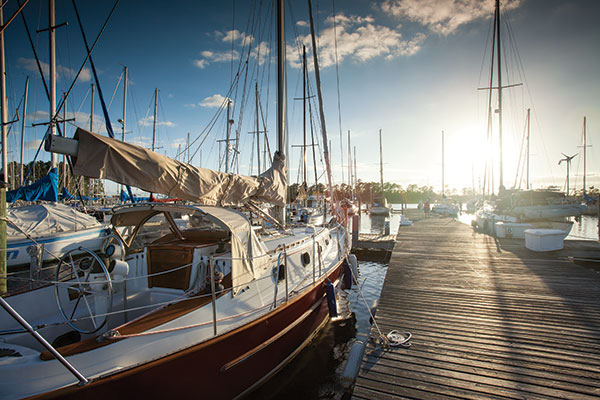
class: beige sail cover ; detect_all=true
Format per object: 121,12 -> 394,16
72,128 -> 286,206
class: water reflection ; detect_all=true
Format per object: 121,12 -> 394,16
246,260 -> 388,400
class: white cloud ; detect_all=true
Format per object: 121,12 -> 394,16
199,94 -> 231,108
194,59 -> 208,69
18,57 -> 92,82
289,13 -> 425,69
220,29 -> 254,44
25,139 -> 43,151
27,110 -> 49,122
138,116 -> 175,128
381,0 -> 522,35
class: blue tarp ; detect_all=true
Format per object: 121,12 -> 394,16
583,192 -> 597,204
120,189 -> 150,203
7,168 -> 59,203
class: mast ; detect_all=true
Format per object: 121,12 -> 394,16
353,145 -> 357,196
187,132 -> 191,164
90,83 -> 95,131
255,84 -> 261,174
89,83 -> 95,197
496,0 -> 504,192
442,130 -> 445,197
62,92 -> 67,189
152,88 -> 158,152
347,130 -> 352,190
379,129 -> 383,190
0,4 -> 7,293
308,0 -> 334,207
526,108 -> 530,190
583,116 -> 587,194
302,46 -> 307,187
276,0 -> 286,223
122,67 -> 128,142
49,0 -> 57,168
20,77 -> 29,185
225,99 -> 231,173
120,66 -> 128,195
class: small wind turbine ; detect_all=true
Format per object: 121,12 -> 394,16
558,153 -> 577,195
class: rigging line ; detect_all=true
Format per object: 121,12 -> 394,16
107,69 -> 124,112
331,0 -> 344,184
18,0 -> 117,188
71,0 -> 121,139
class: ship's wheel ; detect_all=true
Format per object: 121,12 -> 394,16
54,247 -> 113,334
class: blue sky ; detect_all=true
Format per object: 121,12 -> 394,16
3,0 -> 600,195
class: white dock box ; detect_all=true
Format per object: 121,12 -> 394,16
524,229 -> 564,251
495,222 -> 533,239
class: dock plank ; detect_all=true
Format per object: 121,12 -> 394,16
352,210 -> 600,399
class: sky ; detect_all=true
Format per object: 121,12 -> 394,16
2,0 -> 600,196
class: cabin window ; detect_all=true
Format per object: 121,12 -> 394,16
127,213 -> 172,252
301,252 -> 311,266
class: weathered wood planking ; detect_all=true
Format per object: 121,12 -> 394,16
352,210 -> 600,400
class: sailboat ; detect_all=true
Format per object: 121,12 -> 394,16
370,129 -> 391,216
0,1 -> 349,399
474,0 -> 585,239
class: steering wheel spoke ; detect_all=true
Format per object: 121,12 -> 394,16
55,247 -> 113,334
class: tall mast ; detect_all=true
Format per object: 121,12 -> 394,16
275,0 -> 286,224
442,130 -> 445,197
255,84 -> 261,174
225,99 -> 231,173
49,0 -> 57,168
347,130 -> 352,189
62,93 -> 67,189
526,108 -> 530,190
353,145 -> 357,195
1,4 -> 8,293
583,116 -> 587,194
379,129 -> 383,190
152,88 -> 158,152
20,77 -> 29,185
302,46 -> 307,186
90,83 -> 95,131
122,66 -> 128,142
308,0 -> 333,205
496,0 -> 504,192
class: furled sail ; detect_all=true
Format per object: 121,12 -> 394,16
70,128 -> 286,206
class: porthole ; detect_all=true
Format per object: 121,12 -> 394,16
301,252 -> 311,266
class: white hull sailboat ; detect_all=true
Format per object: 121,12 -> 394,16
0,1 -> 350,398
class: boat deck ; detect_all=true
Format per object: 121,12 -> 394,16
352,209 -> 600,399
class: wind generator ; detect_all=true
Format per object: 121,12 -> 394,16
558,153 -> 577,195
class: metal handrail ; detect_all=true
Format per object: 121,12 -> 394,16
0,296 -> 89,385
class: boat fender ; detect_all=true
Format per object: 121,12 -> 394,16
325,280 -> 337,317
340,338 -> 367,391
348,254 -> 358,284
343,262 -> 352,289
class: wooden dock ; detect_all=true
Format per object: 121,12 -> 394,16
352,209 -> 600,399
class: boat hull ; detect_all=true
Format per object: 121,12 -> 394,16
32,260 -> 344,400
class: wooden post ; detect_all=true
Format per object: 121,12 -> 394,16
351,214 -> 359,249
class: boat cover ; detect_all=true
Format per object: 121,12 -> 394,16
198,206 -> 270,295
7,203 -> 102,240
6,168 -> 59,203
71,128 -> 286,207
